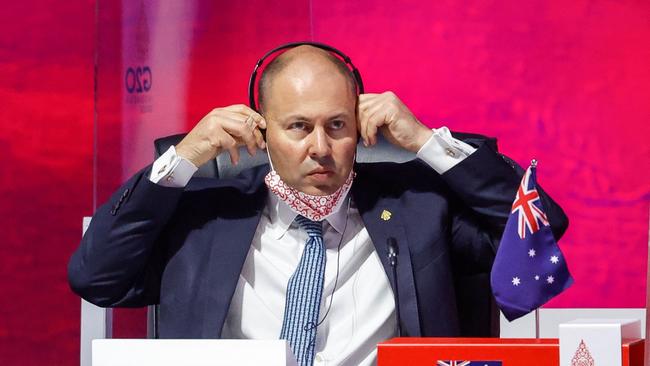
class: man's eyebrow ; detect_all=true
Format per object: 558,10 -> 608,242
280,114 -> 309,121
328,113 -> 351,120
282,112 -> 352,121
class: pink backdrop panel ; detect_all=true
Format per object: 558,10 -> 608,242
0,0 -> 94,364
309,0 -> 650,307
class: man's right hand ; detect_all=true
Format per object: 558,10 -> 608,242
175,105 -> 267,167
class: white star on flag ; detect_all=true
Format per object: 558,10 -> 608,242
534,275 -> 540,280
547,275 -> 554,284
528,249 -> 536,257
550,255 -> 559,264
512,277 -> 521,286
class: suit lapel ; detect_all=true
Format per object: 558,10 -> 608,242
199,167 -> 268,338
352,167 -> 422,337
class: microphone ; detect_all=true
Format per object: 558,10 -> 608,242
387,237 -> 402,337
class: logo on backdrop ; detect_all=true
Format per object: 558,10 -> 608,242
124,1 -> 152,113
125,66 -> 152,94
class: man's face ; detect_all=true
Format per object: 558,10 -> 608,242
263,56 -> 357,196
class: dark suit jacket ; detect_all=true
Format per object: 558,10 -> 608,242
68,141 -> 568,338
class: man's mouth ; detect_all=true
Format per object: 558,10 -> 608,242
307,168 -> 334,181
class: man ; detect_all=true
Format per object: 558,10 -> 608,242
69,45 -> 567,365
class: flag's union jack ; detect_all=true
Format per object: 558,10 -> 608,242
511,166 -> 549,239
437,362 -> 470,366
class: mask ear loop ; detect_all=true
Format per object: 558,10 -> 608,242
351,145 -> 358,178
265,142 -> 275,172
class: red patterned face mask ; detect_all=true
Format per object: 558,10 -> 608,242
264,168 -> 354,222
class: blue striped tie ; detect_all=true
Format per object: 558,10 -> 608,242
280,215 -> 326,366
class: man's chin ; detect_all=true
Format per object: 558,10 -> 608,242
297,178 -> 346,196
300,174 -> 343,196
301,185 -> 339,196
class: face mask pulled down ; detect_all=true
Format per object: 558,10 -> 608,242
264,147 -> 354,222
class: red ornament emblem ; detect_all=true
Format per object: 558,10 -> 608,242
571,340 -> 594,366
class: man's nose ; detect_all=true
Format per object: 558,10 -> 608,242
308,127 -> 332,158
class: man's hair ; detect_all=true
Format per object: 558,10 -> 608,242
257,49 -> 358,112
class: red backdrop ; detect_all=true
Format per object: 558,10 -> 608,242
1,1 -> 649,364
0,0 -> 94,363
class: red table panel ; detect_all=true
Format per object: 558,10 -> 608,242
377,338 -> 644,366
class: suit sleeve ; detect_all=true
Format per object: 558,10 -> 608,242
439,141 -> 569,272
67,166 -> 184,307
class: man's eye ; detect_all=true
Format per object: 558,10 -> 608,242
330,120 -> 345,130
289,122 -> 307,130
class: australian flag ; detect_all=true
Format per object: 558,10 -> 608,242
490,162 -> 573,321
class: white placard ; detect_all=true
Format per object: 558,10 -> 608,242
559,318 -> 641,366
92,339 -> 297,366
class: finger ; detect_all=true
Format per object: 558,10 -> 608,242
224,139 -> 240,165
253,128 -> 266,150
251,112 -> 266,129
219,109 -> 258,127
216,131 -> 239,165
228,145 -> 240,165
359,100 -> 385,146
357,106 -> 370,146
243,114 -> 256,131
225,104 -> 267,129
358,93 -> 379,105
358,95 -> 382,145
362,100 -> 386,121
358,93 -> 383,111
224,103 -> 256,115
221,118 -> 260,157
365,108 -> 389,146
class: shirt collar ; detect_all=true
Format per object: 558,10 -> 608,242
267,190 -> 350,240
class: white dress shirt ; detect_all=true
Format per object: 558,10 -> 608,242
149,127 -> 475,365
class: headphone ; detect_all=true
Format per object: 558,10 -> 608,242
248,41 -> 365,112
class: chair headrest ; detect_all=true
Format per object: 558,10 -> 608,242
154,132 -> 494,179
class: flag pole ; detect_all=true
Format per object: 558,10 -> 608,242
532,159 -> 539,340
535,308 -> 540,339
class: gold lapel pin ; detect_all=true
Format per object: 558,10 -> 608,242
380,209 -> 392,221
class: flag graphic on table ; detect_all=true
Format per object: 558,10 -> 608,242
437,361 -> 502,366
490,161 -> 573,321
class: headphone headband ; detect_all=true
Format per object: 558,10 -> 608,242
248,41 -> 364,111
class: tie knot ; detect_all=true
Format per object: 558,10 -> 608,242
295,215 -> 323,238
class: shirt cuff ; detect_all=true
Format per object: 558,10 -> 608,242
416,126 -> 477,174
149,145 -> 198,187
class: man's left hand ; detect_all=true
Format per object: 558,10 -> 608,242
357,92 -> 433,152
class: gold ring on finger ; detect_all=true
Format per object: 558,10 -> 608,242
244,114 -> 255,128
